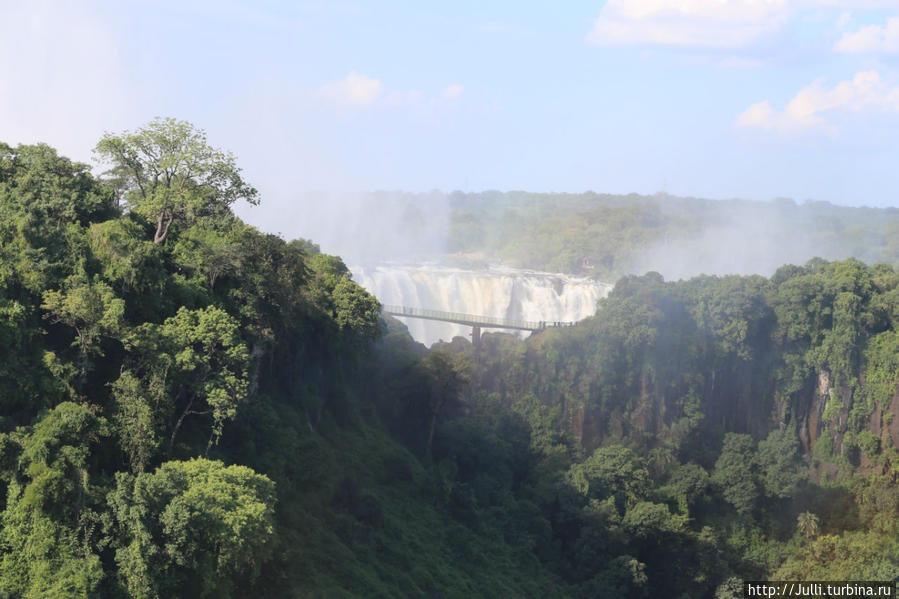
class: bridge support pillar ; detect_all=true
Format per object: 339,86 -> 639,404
471,325 -> 481,348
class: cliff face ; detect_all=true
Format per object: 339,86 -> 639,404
468,261 -> 899,482
797,371 -> 830,455
476,327 -> 899,473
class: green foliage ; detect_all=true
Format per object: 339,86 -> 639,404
812,433 -> 834,461
0,403 -> 109,598
796,511 -> 819,540
107,458 -> 276,599
622,501 -> 685,538
0,141 -> 114,269
111,371 -> 161,472
774,531 -> 899,580
42,273 -> 126,381
123,305 -> 250,454
756,429 -> 805,500
712,434 -> 758,516
663,462 -> 710,513
89,217 -> 168,299
420,349 -> 471,460
856,430 -> 881,459
569,445 -> 650,510
332,275 -> 381,338
863,330 -> 899,410
439,191 -> 899,279
94,118 -> 257,244
579,555 -> 648,599
306,253 -> 382,340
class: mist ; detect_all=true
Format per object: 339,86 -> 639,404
259,190 -> 897,285
627,197 -> 894,281
246,191 -> 452,266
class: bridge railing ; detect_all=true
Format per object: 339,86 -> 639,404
382,304 -> 571,331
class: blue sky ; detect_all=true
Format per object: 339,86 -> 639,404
3,0 -> 899,232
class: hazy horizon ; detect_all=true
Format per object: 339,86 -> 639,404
4,1 -> 899,232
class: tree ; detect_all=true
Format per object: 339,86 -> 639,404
164,305 -> 249,452
569,445 -> 651,511
0,403 -> 109,597
421,349 -> 471,462
305,253 -> 381,339
121,306 -> 250,455
665,463 -> 710,514
622,501 -> 685,538
111,371 -> 162,472
95,118 -> 258,244
0,142 -> 114,253
332,275 -> 381,338
797,511 -> 819,540
581,555 -> 649,599
756,428 -> 805,500
41,273 -> 125,382
712,433 -> 758,516
107,458 -> 276,599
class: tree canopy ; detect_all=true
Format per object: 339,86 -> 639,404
95,118 -> 258,244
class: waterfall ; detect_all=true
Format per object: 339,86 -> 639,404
351,264 -> 612,346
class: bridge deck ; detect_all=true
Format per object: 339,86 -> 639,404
382,304 -> 571,332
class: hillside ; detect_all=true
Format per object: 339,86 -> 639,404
1,123 -> 898,598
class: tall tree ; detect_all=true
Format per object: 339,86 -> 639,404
95,118 -> 258,244
797,511 -> 820,540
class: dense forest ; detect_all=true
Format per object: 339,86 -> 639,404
1,120 -> 898,598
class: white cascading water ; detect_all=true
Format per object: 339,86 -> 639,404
352,264 -> 613,347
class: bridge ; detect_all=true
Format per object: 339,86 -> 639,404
381,304 -> 573,346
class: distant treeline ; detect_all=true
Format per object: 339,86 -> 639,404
441,191 -> 899,277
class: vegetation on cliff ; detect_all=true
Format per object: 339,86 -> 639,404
1,123 -> 898,597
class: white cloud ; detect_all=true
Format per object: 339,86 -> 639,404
736,100 -> 777,127
587,0 -> 899,49
318,75 -> 462,111
836,11 -> 853,29
317,71 -> 383,106
441,84 -> 464,101
587,0 -> 793,48
736,70 -> 899,134
834,17 -> 899,53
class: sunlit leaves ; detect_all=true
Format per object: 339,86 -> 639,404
42,274 -> 125,378
121,305 -> 249,455
0,403 -> 109,597
111,371 -> 161,472
95,118 -> 257,244
108,458 -> 276,599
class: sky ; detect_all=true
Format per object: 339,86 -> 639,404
3,0 -> 899,235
